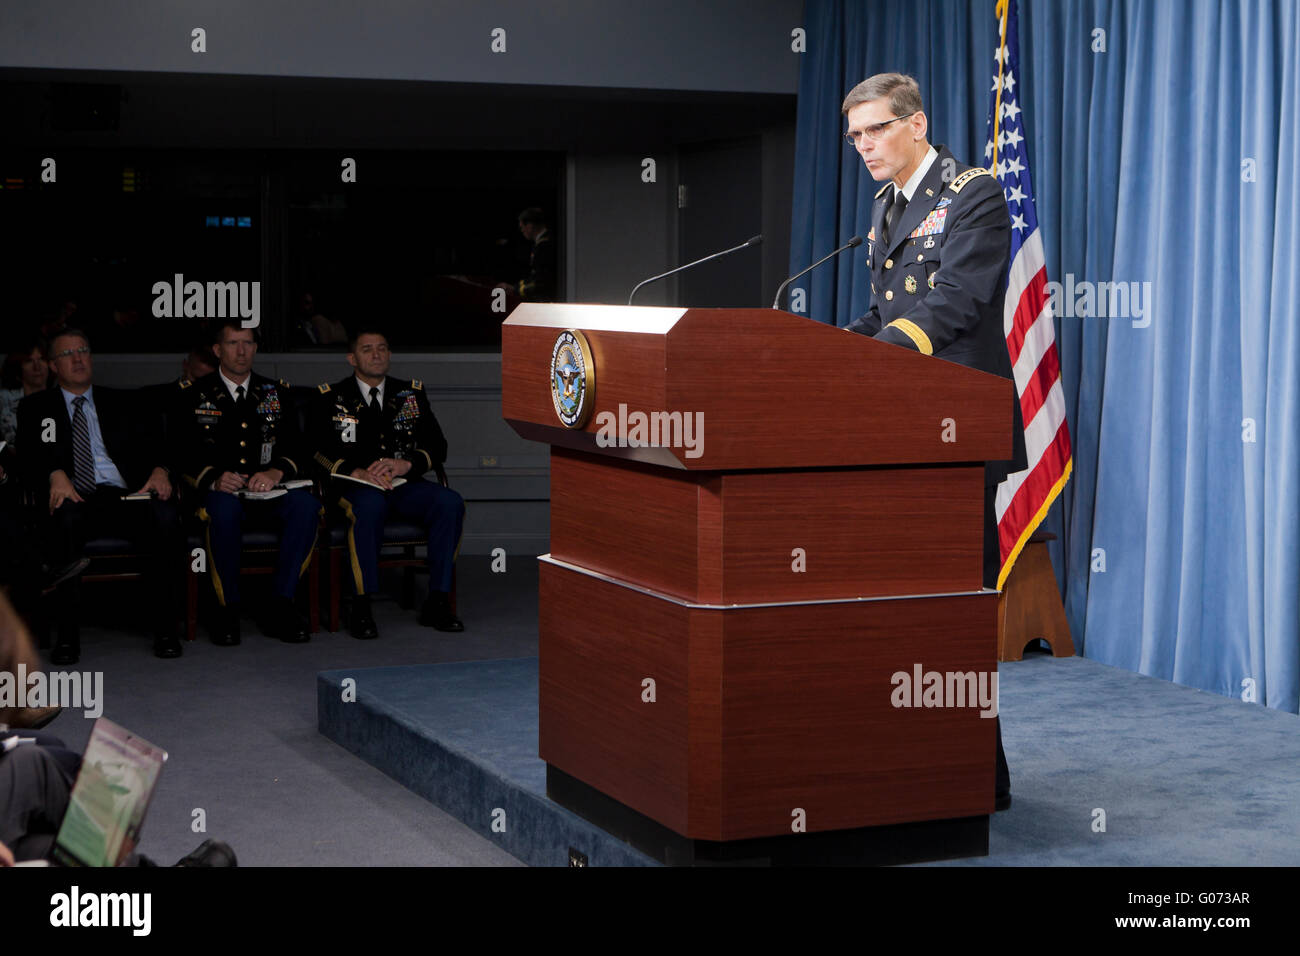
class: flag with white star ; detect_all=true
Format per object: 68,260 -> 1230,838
985,0 -> 1073,590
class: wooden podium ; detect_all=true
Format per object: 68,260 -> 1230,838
503,303 -> 1017,864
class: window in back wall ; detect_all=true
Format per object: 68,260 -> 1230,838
283,150 -> 564,352
0,148 -> 564,355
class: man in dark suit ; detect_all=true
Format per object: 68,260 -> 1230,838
16,329 -> 183,662
308,328 -> 464,639
842,73 -> 1026,810
175,320 -> 321,646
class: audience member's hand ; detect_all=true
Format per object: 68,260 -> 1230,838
215,471 -> 247,494
49,470 -> 84,513
366,458 -> 411,487
136,467 -> 172,501
352,467 -> 389,489
0,839 -> 14,866
248,468 -> 283,493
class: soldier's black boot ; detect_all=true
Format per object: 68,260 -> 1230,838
418,591 -> 463,632
211,604 -> 241,646
348,595 -> 379,640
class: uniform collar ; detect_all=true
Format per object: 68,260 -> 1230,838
355,375 -> 385,406
219,368 -> 253,401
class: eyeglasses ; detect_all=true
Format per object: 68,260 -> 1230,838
845,112 -> 917,146
52,347 -> 91,359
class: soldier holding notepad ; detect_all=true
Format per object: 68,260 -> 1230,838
308,328 -> 464,639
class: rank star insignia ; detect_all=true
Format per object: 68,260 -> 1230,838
905,274 -> 918,294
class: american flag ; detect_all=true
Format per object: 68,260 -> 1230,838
986,0 -> 1073,590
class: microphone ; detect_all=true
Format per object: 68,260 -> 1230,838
772,236 -> 863,310
627,235 -> 763,306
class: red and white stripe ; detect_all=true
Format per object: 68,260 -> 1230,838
994,229 -> 1073,589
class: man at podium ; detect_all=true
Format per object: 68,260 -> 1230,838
841,73 -> 1026,810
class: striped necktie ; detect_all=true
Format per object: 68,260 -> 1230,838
71,395 -> 96,496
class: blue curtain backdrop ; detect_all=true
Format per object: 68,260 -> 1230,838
790,0 -> 1300,712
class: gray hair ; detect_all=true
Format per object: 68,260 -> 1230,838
841,73 -> 924,117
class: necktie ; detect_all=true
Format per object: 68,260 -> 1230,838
368,386 -> 381,415
235,384 -> 246,405
71,396 -> 96,496
884,188 -> 908,249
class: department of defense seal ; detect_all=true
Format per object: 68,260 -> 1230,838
550,329 -> 595,428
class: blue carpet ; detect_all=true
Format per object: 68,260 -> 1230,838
320,651 -> 1300,866
954,652 -> 1300,866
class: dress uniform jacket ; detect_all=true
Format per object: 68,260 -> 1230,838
308,376 -> 447,483
177,371 -> 305,491
847,143 -> 1028,482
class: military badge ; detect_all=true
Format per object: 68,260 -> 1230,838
905,275 -> 918,294
924,236 -> 936,249
256,386 -> 281,420
551,329 -> 594,428
928,272 -> 937,289
909,208 -> 948,239
195,399 -> 221,426
935,196 -> 952,210
394,393 -> 420,432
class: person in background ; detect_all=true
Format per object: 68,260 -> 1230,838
181,341 -> 217,385
175,320 -> 321,646
0,338 -> 52,448
308,329 -> 464,638
294,292 -> 348,347
498,208 -> 557,302
16,329 -> 183,662
0,337 -> 85,617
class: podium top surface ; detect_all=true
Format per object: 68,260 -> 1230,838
502,303 -> 1016,471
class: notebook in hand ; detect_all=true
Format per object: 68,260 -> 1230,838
330,473 -> 407,490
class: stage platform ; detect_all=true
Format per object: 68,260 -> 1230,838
318,652 -> 1300,867
316,656 -> 989,866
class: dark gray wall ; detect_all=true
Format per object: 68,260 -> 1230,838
570,152 -> 679,307
0,0 -> 802,94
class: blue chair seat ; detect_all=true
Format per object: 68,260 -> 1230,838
83,537 -> 137,556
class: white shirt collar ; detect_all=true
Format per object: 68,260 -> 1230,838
896,145 -> 939,203
219,368 -> 251,401
356,375 -> 384,405
61,385 -> 93,410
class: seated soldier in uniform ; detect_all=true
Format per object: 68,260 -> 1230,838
308,328 -> 465,639
175,320 -> 321,646
16,329 -> 183,663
